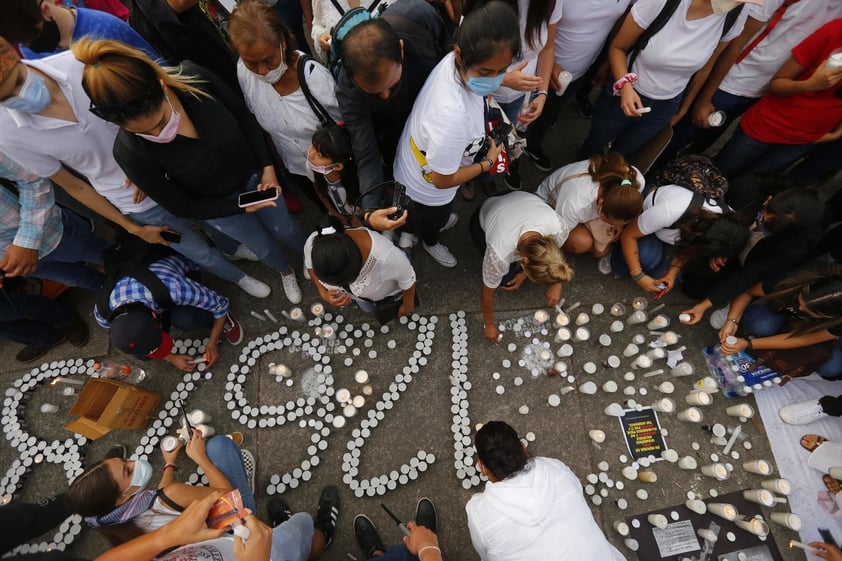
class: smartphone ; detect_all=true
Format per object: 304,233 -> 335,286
389,182 -> 409,221
238,187 -> 279,208
161,230 -> 182,243
177,399 -> 193,433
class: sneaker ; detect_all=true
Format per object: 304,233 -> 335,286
415,497 -> 438,533
236,275 -> 271,298
63,315 -> 89,347
354,514 -> 385,558
504,169 -> 522,191
222,312 -> 243,345
302,267 -> 310,281
779,400 -> 828,425
15,338 -> 65,363
423,243 -> 457,268
576,91 -> 594,118
314,485 -> 340,549
224,244 -> 260,262
281,270 -> 302,304
523,147 -> 552,172
709,305 -> 730,330
598,255 -> 613,275
398,232 -> 418,250
104,444 -> 127,460
241,449 -> 256,494
440,213 -> 458,233
268,497 -> 293,527
461,183 -> 476,201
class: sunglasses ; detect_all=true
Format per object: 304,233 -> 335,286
88,84 -> 161,123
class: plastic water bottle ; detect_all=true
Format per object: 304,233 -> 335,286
92,360 -> 146,384
555,70 -> 573,96
515,94 -> 532,133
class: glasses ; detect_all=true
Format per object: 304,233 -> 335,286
89,85 -> 161,123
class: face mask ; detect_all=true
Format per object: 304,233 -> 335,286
2,68 -> 51,113
466,74 -> 505,97
307,157 -> 338,175
711,0 -> 741,15
123,459 -> 153,495
136,94 -> 181,143
253,47 -> 288,84
28,19 -> 62,53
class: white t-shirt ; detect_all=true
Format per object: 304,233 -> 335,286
637,184 -> 722,244
132,498 -> 181,533
535,159 -> 645,241
493,0 -> 565,103
0,52 -> 157,215
720,0 -> 842,98
554,0 -> 634,80
304,228 -> 416,302
466,457 -> 626,561
394,52 -> 486,206
479,191 -> 567,289
238,53 -> 341,177
631,0 -> 747,100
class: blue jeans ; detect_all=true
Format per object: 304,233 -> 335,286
0,291 -> 75,346
741,303 -> 842,379
271,513 -> 314,561
371,545 -> 418,561
609,235 -> 671,279
206,195 -> 307,274
789,137 -> 842,185
579,87 -> 682,159
205,436 -> 256,512
35,209 -> 108,292
128,205 -> 246,283
714,127 -> 817,178
659,89 -> 756,165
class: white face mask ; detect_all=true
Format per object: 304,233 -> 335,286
711,0 -> 741,15
122,459 -> 153,495
253,45 -> 288,84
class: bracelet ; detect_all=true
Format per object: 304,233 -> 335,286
631,271 -> 646,282
534,90 -> 548,98
745,335 -> 754,352
418,546 -> 441,560
362,209 -> 375,227
727,318 -> 739,325
163,463 -> 178,471
612,73 -> 638,96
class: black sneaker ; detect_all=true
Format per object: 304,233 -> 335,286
15,337 -> 65,363
522,147 -> 552,172
415,497 -> 437,533
104,445 -> 127,460
576,90 -> 594,118
62,315 -> 89,348
314,485 -> 340,549
268,497 -> 293,527
504,160 -> 522,191
354,514 -> 386,558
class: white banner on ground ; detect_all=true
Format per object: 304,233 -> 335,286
754,378 -> 842,545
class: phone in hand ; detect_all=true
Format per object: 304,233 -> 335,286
161,230 -> 182,243
389,182 -> 410,221
238,187 -> 279,208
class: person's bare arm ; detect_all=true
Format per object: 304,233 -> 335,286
671,41 -> 730,125
429,139 -> 502,188
609,14 -> 646,116
51,166 -> 168,244
768,56 -> 842,96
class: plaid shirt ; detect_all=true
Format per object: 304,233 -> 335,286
94,255 -> 230,328
0,152 -> 62,255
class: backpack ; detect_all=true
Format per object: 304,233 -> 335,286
628,1 -> 745,70
96,234 -> 175,323
650,155 -> 729,228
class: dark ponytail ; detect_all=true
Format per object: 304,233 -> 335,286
310,216 -> 362,286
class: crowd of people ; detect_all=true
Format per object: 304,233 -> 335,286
1,0 -> 842,558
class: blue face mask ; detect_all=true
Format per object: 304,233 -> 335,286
1,68 -> 51,113
466,73 -> 505,97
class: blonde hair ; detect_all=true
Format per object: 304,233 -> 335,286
520,236 -> 574,285
72,38 -> 209,123
588,152 -> 643,223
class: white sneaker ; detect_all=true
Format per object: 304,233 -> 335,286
224,244 -> 260,262
779,399 -> 828,425
709,305 -> 730,330
440,213 -> 458,233
281,270 -> 302,304
424,243 -> 457,268
236,275 -> 271,298
303,267 -> 310,281
598,255 -> 612,275
399,232 -> 418,249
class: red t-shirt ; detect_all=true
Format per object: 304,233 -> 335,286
741,19 -> 842,145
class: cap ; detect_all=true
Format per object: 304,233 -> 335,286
109,306 -> 173,359
0,38 -> 20,86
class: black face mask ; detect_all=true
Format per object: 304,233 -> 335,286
27,19 -> 61,53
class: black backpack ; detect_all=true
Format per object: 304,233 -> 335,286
650,155 -> 730,228
96,235 -> 175,322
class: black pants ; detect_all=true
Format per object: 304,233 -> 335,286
820,395 -> 842,417
0,292 -> 75,347
409,199 -> 453,247
0,494 -> 85,560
